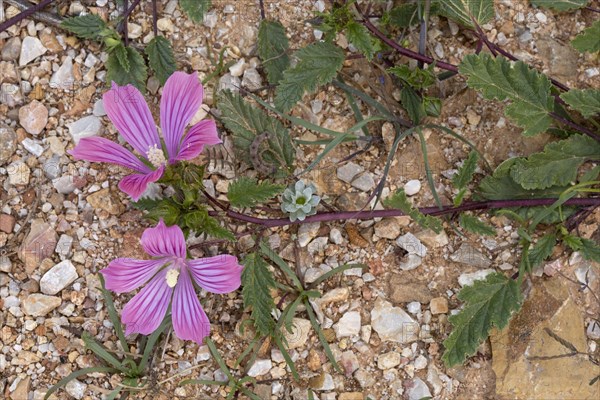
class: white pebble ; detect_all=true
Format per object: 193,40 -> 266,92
404,180 -> 421,196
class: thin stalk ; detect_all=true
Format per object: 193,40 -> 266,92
117,0 -> 142,33
152,0 -> 158,36
549,112 -> 600,142
5,0 -> 62,27
0,0 -> 54,32
123,0 -> 129,46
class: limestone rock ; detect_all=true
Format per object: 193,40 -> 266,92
334,311 -> 361,338
371,298 -> 419,343
0,123 -> 17,165
40,260 -> 78,295
282,318 -> 311,349
22,294 -> 61,317
68,116 -> 102,144
19,37 -> 47,66
18,220 -> 57,272
450,243 -> 491,268
87,188 -> 124,215
19,100 -> 48,135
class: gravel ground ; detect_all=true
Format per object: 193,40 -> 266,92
1,1 -> 599,399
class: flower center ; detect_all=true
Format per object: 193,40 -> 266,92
165,268 -> 180,288
296,197 -> 306,205
146,144 -> 166,168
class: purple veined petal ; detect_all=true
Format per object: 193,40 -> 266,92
187,254 -> 243,294
121,268 -> 173,336
101,258 -> 168,294
118,165 -> 165,201
175,119 -> 222,161
140,219 -> 187,258
103,82 -> 161,157
171,267 -> 211,344
160,72 -> 204,162
69,137 -> 152,173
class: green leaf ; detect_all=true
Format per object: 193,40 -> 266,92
275,42 -> 345,112
562,233 -> 583,251
181,209 -> 235,241
453,151 -> 479,189
228,177 -> 284,208
571,20 -> 600,53
400,86 -> 426,124
459,53 -> 554,136
241,253 -> 277,336
388,3 -> 420,28
528,234 -> 557,268
580,238 -> 600,262
146,36 -> 177,85
384,190 -> 443,233
135,198 -> 181,226
509,134 -> 600,190
439,0 -> 494,28
180,0 -> 212,23
442,273 -> 523,367
389,64 -> 437,90
217,90 -> 294,175
530,0 -> 589,11
560,89 -> 600,118
61,14 -> 108,39
113,43 -> 130,73
257,20 -> 290,85
106,45 -> 147,91
45,367 -> 118,400
459,214 -> 496,236
345,21 -> 375,60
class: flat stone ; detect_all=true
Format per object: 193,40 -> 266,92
430,297 -> 448,314
55,234 -> 74,259
399,254 -> 423,271
68,116 -> 102,144
536,38 -> 578,81
377,351 -> 401,370
340,351 -> 360,376
53,175 -> 77,194
351,173 -> 376,191
354,369 -> 376,388
40,260 -> 78,295
371,298 -> 419,343
22,138 -> 45,156
247,359 -> 272,377
19,37 -> 47,66
0,61 -> 19,83
334,311 -> 361,338
450,243 -> 491,268
11,377 -> 30,400
458,269 -> 495,287
374,219 -> 401,240
241,68 -> 262,91
229,58 -> 245,77
2,37 -> 21,61
492,279 -> 598,399
337,162 -> 363,183
65,379 -> 86,399
406,377 -> 432,400
92,100 -> 106,116
309,372 -> 335,391
218,73 -> 241,92
0,124 -> 17,164
22,294 -> 61,317
389,275 -> 433,303
282,318 -> 311,349
415,228 -> 449,248
297,222 -> 320,247
87,188 -> 124,215
8,160 -> 31,185
397,232 -> 428,257
19,100 -> 48,135
18,219 -> 57,272
0,214 -> 16,233
319,287 -> 349,304
50,56 -> 74,89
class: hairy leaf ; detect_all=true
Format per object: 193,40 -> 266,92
61,14 -> 108,39
384,190 -> 443,233
459,214 -> 495,236
113,44 -> 130,73
242,253 -> 277,336
106,45 -> 147,91
400,86 -> 426,124
453,151 -> 479,189
345,21 -> 375,60
530,0 -> 589,11
442,273 -> 523,366
180,0 -> 212,23
181,209 -> 235,241
459,53 -> 554,136
275,42 -> 345,112
439,0 -> 494,28
389,64 -> 437,89
581,238 -> 600,262
528,234 -> 557,269
228,177 -> 284,208
388,3 -> 419,28
258,20 -> 290,85
146,36 -> 177,85
510,134 -> 600,190
562,233 -> 583,251
217,90 -> 294,175
560,89 -> 600,118
571,20 -> 600,53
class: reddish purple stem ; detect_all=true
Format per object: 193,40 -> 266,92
0,0 -> 55,33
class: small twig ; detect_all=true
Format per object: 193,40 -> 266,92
258,0 -> 266,20
0,0 -> 55,32
585,6 -> 600,13
123,0 -> 129,46
4,0 -> 62,27
152,0 -> 158,37
117,0 -> 142,34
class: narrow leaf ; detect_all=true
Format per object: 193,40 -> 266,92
459,214 -> 496,236
528,234 -> 557,268
459,53 -> 554,136
180,0 -> 212,23
530,0 -> 589,11
275,42 -> 345,112
241,253 -> 277,336
257,19 -> 290,85
442,273 -> 523,366
452,151 -> 479,189
44,367 -> 118,400
106,46 -> 147,91
571,20 -> 600,53
388,4 -> 420,28
113,44 -> 130,73
560,89 -> 600,118
384,190 -> 443,233
227,177 -> 284,208
345,21 -> 375,60
61,14 -> 108,39
146,36 -> 177,85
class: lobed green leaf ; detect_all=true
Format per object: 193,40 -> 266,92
384,190 -> 443,233
146,36 -> 177,85
180,0 -> 212,23
241,253 -> 277,336
227,177 -> 284,208
257,20 -> 290,85
560,89 -> 600,118
530,0 -> 589,11
459,214 -> 496,236
528,234 -> 557,269
106,45 -> 147,91
345,21 -> 375,60
61,14 -> 108,39
571,20 -> 600,53
453,151 -> 479,189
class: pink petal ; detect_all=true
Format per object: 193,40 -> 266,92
122,268 -> 173,336
160,72 -> 204,162
171,268 -> 211,344
118,165 -> 165,201
101,258 -> 167,293
141,219 -> 186,258
187,255 -> 243,294
103,82 -> 161,156
69,137 -> 151,173
175,119 -> 222,161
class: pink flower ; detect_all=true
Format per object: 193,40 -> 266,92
101,220 -> 243,344
70,72 -> 220,200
